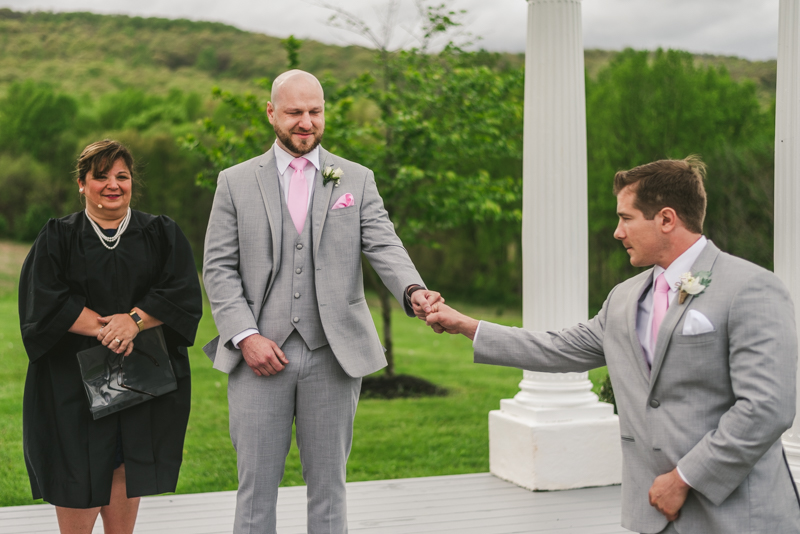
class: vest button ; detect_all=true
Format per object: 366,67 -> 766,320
295,268 -> 302,274
649,399 -> 660,408
296,244 -> 303,250
293,317 -> 300,323
294,293 -> 300,298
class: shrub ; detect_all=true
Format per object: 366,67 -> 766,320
15,204 -> 57,242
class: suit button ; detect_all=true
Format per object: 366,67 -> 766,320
296,244 -> 303,250
294,293 -> 300,298
295,268 -> 302,274
293,317 -> 300,323
650,399 -> 660,408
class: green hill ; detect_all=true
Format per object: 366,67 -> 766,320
0,9 -> 776,104
0,8 -> 380,98
584,49 -> 776,107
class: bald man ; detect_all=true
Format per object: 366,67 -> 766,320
202,70 -> 442,533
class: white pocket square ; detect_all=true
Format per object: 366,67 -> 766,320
682,309 -> 715,335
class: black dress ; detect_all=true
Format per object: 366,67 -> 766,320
18,210 -> 202,508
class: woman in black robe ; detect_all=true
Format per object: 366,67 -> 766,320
18,139 -> 202,533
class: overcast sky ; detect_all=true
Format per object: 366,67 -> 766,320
0,0 -> 781,60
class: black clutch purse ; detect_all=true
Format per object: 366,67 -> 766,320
76,326 -> 177,420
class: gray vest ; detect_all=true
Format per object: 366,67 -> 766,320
258,192 -> 327,350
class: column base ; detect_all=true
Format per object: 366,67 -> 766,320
489,407 -> 622,491
783,438 -> 800,484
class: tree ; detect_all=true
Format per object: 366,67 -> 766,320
184,2 -> 523,377
0,80 -> 78,163
282,35 -> 302,69
0,81 -> 81,236
585,48 -> 774,313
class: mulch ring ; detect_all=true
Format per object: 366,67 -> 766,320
360,374 -> 448,400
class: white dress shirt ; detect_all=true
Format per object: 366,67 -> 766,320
273,142 -> 320,211
636,235 -> 708,368
231,143 -> 321,349
635,234 -> 707,488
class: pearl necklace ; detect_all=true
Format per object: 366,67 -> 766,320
85,208 -> 131,250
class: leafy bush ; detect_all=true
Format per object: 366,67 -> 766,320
0,81 -> 78,162
0,154 -> 56,238
585,48 -> 774,313
15,203 -> 57,242
598,374 -> 617,414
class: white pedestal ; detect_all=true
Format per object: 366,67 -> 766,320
784,438 -> 800,482
492,0 -> 622,491
489,409 -> 621,491
489,371 -> 621,490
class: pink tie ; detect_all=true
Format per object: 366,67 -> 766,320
287,157 -> 309,234
651,273 -> 670,350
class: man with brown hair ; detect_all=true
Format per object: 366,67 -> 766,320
427,156 -> 800,533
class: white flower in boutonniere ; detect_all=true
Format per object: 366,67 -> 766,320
322,166 -> 344,187
677,271 -> 712,304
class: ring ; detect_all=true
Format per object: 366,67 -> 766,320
114,338 -> 121,344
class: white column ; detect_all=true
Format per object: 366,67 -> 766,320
775,0 -> 800,483
488,0 -> 621,491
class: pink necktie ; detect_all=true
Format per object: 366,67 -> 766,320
287,157 -> 309,234
651,273 -> 670,350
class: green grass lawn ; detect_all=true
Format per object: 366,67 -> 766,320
0,241 -> 608,506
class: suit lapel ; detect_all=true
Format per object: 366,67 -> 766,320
254,148 -> 283,307
627,270 -> 655,383
648,241 -> 722,388
311,147 -> 335,262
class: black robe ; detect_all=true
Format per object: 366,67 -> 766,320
18,210 -> 202,508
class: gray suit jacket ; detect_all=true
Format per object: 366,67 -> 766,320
202,146 -> 424,377
475,241 -> 800,533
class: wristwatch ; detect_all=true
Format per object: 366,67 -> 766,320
129,310 -> 145,332
405,285 -> 426,305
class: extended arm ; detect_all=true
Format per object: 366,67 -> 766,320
427,301 -> 608,373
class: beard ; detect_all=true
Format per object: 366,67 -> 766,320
273,122 -> 323,155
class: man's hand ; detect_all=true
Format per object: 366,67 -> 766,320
409,288 -> 444,319
425,304 -> 480,340
239,334 -> 288,376
648,468 -> 690,522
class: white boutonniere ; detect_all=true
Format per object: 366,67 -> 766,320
677,271 -> 712,304
322,166 -> 344,187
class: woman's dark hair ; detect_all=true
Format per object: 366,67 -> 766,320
75,139 -> 135,184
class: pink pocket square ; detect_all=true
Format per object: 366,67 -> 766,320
331,193 -> 354,210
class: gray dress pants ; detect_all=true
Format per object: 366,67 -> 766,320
228,330 -> 362,534
652,522 -> 678,534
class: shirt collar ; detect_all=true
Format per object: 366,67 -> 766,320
273,142 -> 321,175
653,235 -> 708,293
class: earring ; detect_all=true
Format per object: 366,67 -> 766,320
79,188 -> 84,193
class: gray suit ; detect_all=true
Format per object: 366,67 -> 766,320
203,146 -> 423,533
474,241 -> 800,533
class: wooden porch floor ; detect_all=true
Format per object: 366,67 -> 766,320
0,473 -> 628,533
